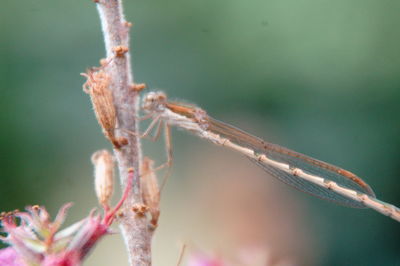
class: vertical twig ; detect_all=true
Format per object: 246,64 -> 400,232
94,0 -> 151,265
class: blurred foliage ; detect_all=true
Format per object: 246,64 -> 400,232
1,0 -> 400,265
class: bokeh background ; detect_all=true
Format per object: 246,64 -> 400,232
1,0 -> 400,265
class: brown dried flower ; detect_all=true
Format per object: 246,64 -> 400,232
141,157 -> 160,226
82,69 -> 127,148
91,150 -> 115,208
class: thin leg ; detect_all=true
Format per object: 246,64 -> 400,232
147,120 -> 163,142
176,243 -> 187,266
141,115 -> 162,139
118,108 -> 153,121
138,113 -> 155,122
122,115 -> 161,140
153,123 -> 173,192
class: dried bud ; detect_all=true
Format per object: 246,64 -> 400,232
82,69 -> 127,148
91,150 -> 115,208
141,157 -> 160,226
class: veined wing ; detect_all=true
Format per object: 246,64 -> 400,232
206,117 -> 375,208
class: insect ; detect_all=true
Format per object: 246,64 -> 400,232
138,91 -> 377,208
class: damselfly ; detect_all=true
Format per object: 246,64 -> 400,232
140,91 -> 376,208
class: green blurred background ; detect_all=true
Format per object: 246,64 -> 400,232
1,0 -> 400,265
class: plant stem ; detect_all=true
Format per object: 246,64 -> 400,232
95,0 -> 151,265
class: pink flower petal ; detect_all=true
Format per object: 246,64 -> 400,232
0,247 -> 25,266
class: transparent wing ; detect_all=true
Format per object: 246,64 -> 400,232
247,158 -> 364,207
207,117 -> 375,208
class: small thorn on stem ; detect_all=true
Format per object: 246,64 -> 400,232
124,21 -> 133,27
116,210 -> 125,218
130,83 -> 147,92
131,204 -> 149,216
113,46 -> 129,57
